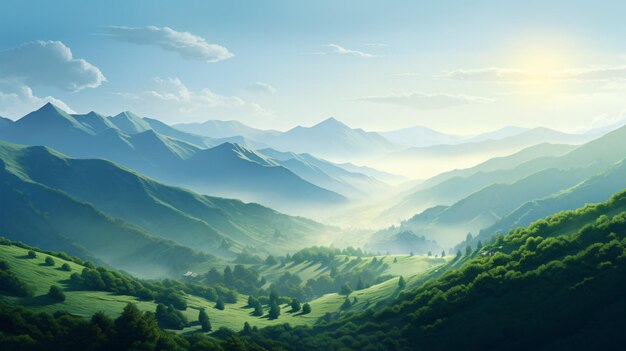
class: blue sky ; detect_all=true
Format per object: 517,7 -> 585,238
1,0 -> 625,133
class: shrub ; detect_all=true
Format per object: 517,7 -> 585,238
61,263 -> 71,271
45,256 -> 55,266
27,250 -> 37,258
48,285 -> 65,302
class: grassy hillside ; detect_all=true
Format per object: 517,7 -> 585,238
0,156 -> 211,278
238,189 -> 626,350
257,254 -> 447,286
0,243 -> 445,334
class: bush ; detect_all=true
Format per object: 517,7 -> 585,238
290,298 -> 301,312
155,303 -> 188,330
45,256 -> 55,266
48,285 -> 65,302
27,250 -> 36,258
302,303 -> 312,314
61,263 -> 71,272
215,298 -> 225,310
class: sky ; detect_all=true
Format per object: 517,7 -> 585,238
1,0 -> 626,134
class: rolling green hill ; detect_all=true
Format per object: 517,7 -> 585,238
375,166 -> 597,248
383,125 -> 626,224
462,157 -> 626,250
237,189 -> 626,350
0,241 -> 445,335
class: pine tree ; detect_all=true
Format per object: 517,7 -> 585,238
242,322 -> 252,335
215,298 -> 225,310
441,250 -> 446,257
199,309 -> 211,332
268,300 -> 281,319
253,303 -> 264,316
398,276 -> 406,289
341,297 -> 352,310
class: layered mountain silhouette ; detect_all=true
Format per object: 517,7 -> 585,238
0,103 -> 349,215
375,124 -> 626,249
179,117 -> 400,161
0,140 -> 332,275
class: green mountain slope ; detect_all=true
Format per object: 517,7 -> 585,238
383,125 -> 626,226
0,141 -> 332,259
464,158 -> 626,249
242,189 -> 626,350
0,154 -> 211,277
0,104 -> 347,214
375,167 -> 596,247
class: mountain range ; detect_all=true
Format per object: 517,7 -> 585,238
0,140 -> 334,276
372,123 -> 626,249
0,104 -> 357,216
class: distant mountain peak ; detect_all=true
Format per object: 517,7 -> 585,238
110,111 -> 151,134
313,117 -> 349,129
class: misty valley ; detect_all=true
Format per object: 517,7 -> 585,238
2,2 -> 626,350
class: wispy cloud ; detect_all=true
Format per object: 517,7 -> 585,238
365,43 -> 387,47
116,77 -> 272,123
246,82 -> 277,94
104,26 -> 233,63
325,44 -> 377,58
354,92 -> 492,110
0,80 -> 74,118
441,66 -> 626,83
309,44 -> 379,58
0,40 -> 105,91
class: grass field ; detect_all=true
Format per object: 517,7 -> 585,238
0,244 -> 448,333
258,254 -> 448,285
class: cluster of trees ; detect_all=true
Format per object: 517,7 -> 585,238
201,265 -> 264,297
0,259 -> 33,297
289,246 -> 372,265
304,264 -> 391,299
155,303 -> 188,329
0,302 -> 258,351
223,191 -> 626,350
70,265 -> 239,310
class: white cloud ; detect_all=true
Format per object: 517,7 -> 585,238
105,26 -> 233,63
0,40 -> 105,91
246,82 -> 277,94
441,66 -> 626,83
117,77 -> 272,123
365,43 -> 387,47
354,92 -> 492,110
0,80 -> 74,118
324,44 -> 378,58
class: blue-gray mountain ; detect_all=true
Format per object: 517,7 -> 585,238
0,103 -> 352,216
0,140 -> 332,276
